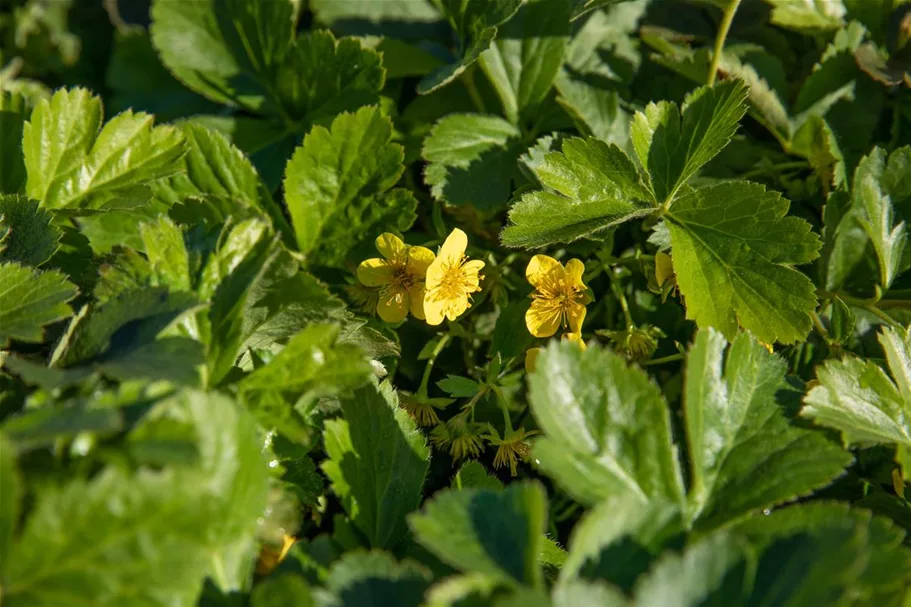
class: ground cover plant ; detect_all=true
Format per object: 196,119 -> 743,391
1,0 -> 911,604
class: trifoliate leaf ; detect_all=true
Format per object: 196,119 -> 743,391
422,113 -> 522,209
323,382 -> 430,550
23,88 -> 186,209
478,0 -> 570,124
0,195 -> 60,266
418,0 -> 523,94
0,263 -> 77,345
631,81 -> 748,205
803,326 -> 911,449
150,0 -> 297,112
0,390 -> 270,605
284,106 -> 416,267
664,182 -> 820,344
851,147 -> 908,288
501,137 -> 654,248
150,123 -> 291,240
324,551 -> 431,607
766,0 -> 846,31
683,329 -> 850,529
528,340 -> 686,507
409,481 -> 547,588
0,91 -> 29,194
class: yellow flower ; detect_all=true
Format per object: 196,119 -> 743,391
483,426 -> 540,477
423,228 -> 484,325
357,233 -> 435,323
525,255 -> 592,338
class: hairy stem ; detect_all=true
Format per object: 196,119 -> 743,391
707,0 -> 743,86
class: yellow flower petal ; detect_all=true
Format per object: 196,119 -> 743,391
526,299 -> 562,337
655,252 -> 675,287
375,233 -> 407,262
566,301 -> 587,334
526,254 -> 563,289
423,296 -> 446,326
564,258 -> 586,289
461,258 -> 485,277
409,284 -> 426,319
357,258 -> 394,287
438,228 -> 468,265
407,245 -> 435,276
563,332 -> 587,351
377,287 -> 409,323
525,347 -> 541,373
445,294 -> 470,320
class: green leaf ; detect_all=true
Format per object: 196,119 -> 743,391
851,147 -> 908,288
683,329 -> 850,529
568,0 -> 631,21
501,137 -> 654,248
528,340 -> 685,507
631,81 -> 748,205
150,123 -> 291,241
418,0 -> 523,94
250,574 -> 314,607
409,481 -> 547,588
478,0 -> 571,124
284,106 -> 416,266
0,263 -> 77,345
0,194 -> 61,266
0,91 -> 29,194
766,0 -> 846,31
324,551 -> 431,607
23,88 -> 186,209
323,382 -> 430,550
437,375 -> 481,398
241,323 -> 372,400
311,0 -> 440,26
802,326 -> 911,449
452,461 -> 504,491
98,337 -> 204,386
150,0 -> 296,112
139,216 -> 192,293
0,433 -> 22,562
664,182 -> 821,344
423,113 -> 522,209
555,70 -> 629,145
1,390 -> 270,605
50,286 -> 195,368
2,402 -> 124,452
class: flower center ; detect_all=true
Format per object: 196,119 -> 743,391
431,258 -> 480,301
392,266 -> 415,291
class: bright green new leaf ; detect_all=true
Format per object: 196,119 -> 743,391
150,0 -> 296,112
665,182 -> 821,344
423,113 -> 522,209
478,0 -> 571,124
766,0 -> 846,31
528,340 -> 686,507
0,91 -> 29,193
803,326 -> 911,449
683,329 -> 850,529
418,0 -> 523,94
284,106 -> 416,266
0,390 -> 270,605
409,481 -> 547,588
139,216 -> 192,293
501,136 -> 654,248
852,147 -> 907,289
631,81 -> 748,205
323,382 -> 430,550
23,88 -> 186,209
324,551 -> 431,607
0,263 -> 77,345
0,195 -> 60,266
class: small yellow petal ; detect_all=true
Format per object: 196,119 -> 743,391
423,295 -> 446,326
406,246 -> 435,277
409,284 -> 426,319
525,348 -> 541,373
444,294 -> 470,321
526,299 -> 562,338
461,259 -> 485,277
526,255 -> 563,289
377,288 -> 409,323
655,252 -> 674,287
357,258 -> 394,287
438,228 -> 468,265
563,332 -> 587,351
566,301 -> 587,334
375,233 -> 407,262
564,259 -> 586,289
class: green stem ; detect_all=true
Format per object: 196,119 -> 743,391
707,0 -> 743,86
641,353 -> 685,367
418,333 -> 453,397
491,385 -> 514,434
610,280 -> 634,328
820,291 -> 904,327
810,309 -> 831,343
463,66 -> 487,114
